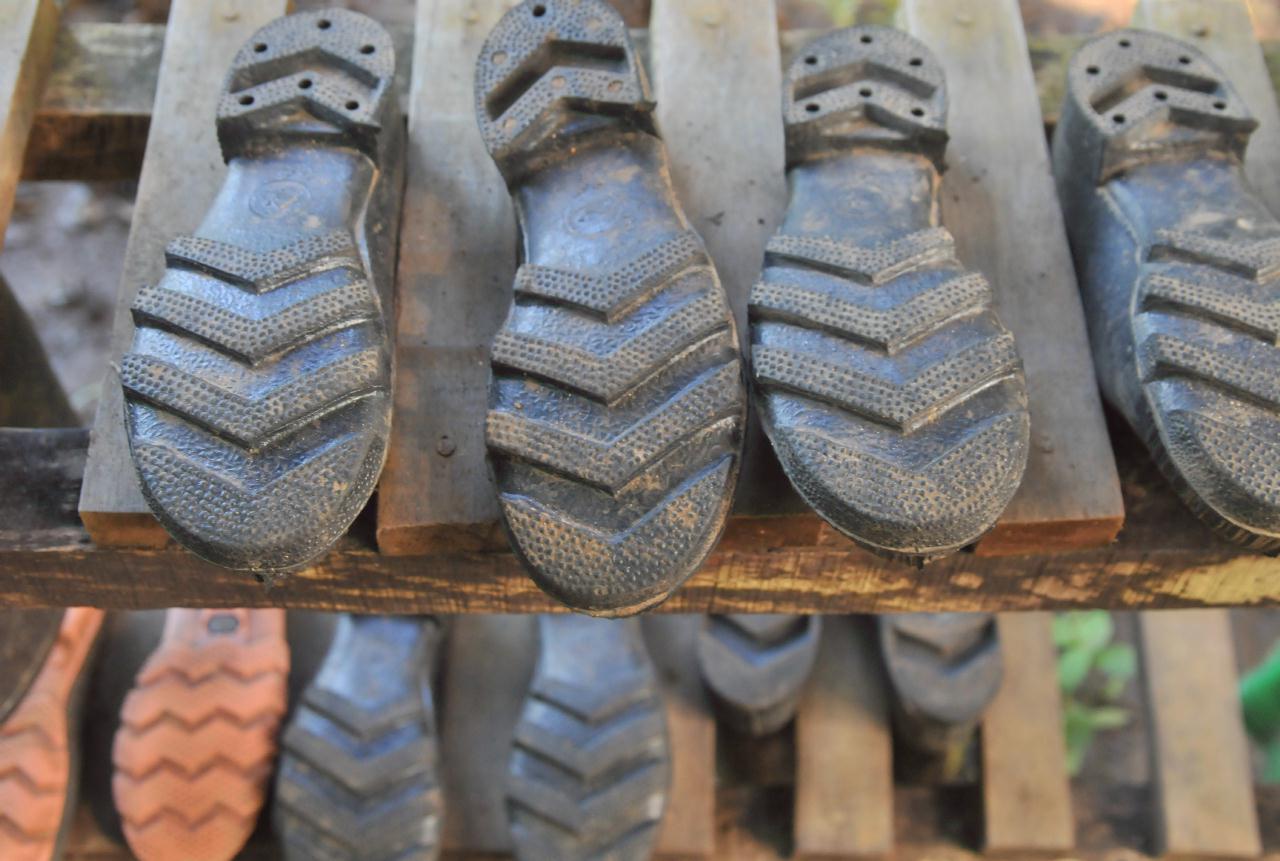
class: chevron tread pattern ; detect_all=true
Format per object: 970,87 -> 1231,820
780,26 -> 949,166
508,618 -> 668,861
474,0 -> 653,172
112,609 -> 288,861
880,612 -> 1002,752
1060,29 -> 1257,181
476,0 -> 744,615
0,609 -> 103,861
698,614 -> 820,736
753,29 -> 1028,562
122,9 -> 400,574
274,616 -> 441,861
216,10 -> 396,161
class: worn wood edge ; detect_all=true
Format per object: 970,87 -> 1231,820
0,0 -> 61,243
980,613 -> 1074,856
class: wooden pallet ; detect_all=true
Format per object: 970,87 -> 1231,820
0,0 -> 1267,611
59,609 -> 1274,860
73,0 -> 1123,564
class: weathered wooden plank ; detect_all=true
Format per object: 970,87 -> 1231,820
1139,610 -> 1261,858
794,616 -> 894,859
980,613 -> 1074,856
1135,0 -> 1280,217
898,0 -> 1124,555
0,0 -> 60,245
76,0 -> 291,548
21,21 -> 160,182
373,0 -> 514,556
6,426 -> 1280,611
647,615 -> 717,859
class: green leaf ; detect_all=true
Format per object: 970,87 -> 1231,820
1095,642 -> 1137,680
1063,704 -> 1095,776
1058,646 -> 1093,694
1053,610 -> 1114,655
1084,705 -> 1131,730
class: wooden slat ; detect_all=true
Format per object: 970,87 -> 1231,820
373,0 -> 514,556
794,617 -> 893,859
980,613 -> 1074,855
21,21 -> 161,182
76,0 -> 290,548
899,0 -> 1124,555
647,615 -> 716,859
0,0 -> 60,246
9,427 -> 1280,612
1135,0 -> 1280,217
1139,610 -> 1262,858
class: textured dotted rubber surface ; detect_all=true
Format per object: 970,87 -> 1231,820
697,614 -> 821,737
751,26 -> 1030,562
1054,29 -> 1280,551
878,612 -> 1002,755
0,608 -> 104,861
507,615 -> 670,861
274,615 -> 442,861
474,0 -> 745,615
111,609 -> 289,861
121,8 -> 404,575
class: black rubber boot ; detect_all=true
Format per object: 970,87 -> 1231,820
878,612 -> 1002,756
507,614 -> 670,861
121,9 -> 404,575
751,26 -> 1030,563
473,0 -> 746,616
274,615 -> 443,861
696,614 -> 821,737
1054,29 -> 1280,551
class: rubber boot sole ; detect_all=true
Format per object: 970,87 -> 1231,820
112,608 -> 289,861
0,609 -> 64,724
0,608 -> 105,861
878,612 -> 1002,756
507,615 -> 670,861
474,0 -> 746,616
1054,29 -> 1280,551
697,614 -> 821,737
274,615 -> 443,861
751,26 -> 1030,563
120,8 -> 405,575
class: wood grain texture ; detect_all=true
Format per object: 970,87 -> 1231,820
1134,0 -> 1280,218
647,615 -> 716,859
980,613 -> 1074,855
794,616 -> 893,859
1139,610 -> 1262,858
0,0 -> 60,246
8,426 -> 1280,612
373,0 -> 515,556
76,0 -> 290,548
21,21 -> 160,182
899,0 -> 1124,555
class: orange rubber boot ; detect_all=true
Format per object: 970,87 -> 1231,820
0,607 -> 105,861
112,608 -> 289,861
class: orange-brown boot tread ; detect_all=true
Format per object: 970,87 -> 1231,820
0,608 -> 105,861
112,608 -> 289,861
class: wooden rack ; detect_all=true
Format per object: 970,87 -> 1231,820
0,0 -> 1276,612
